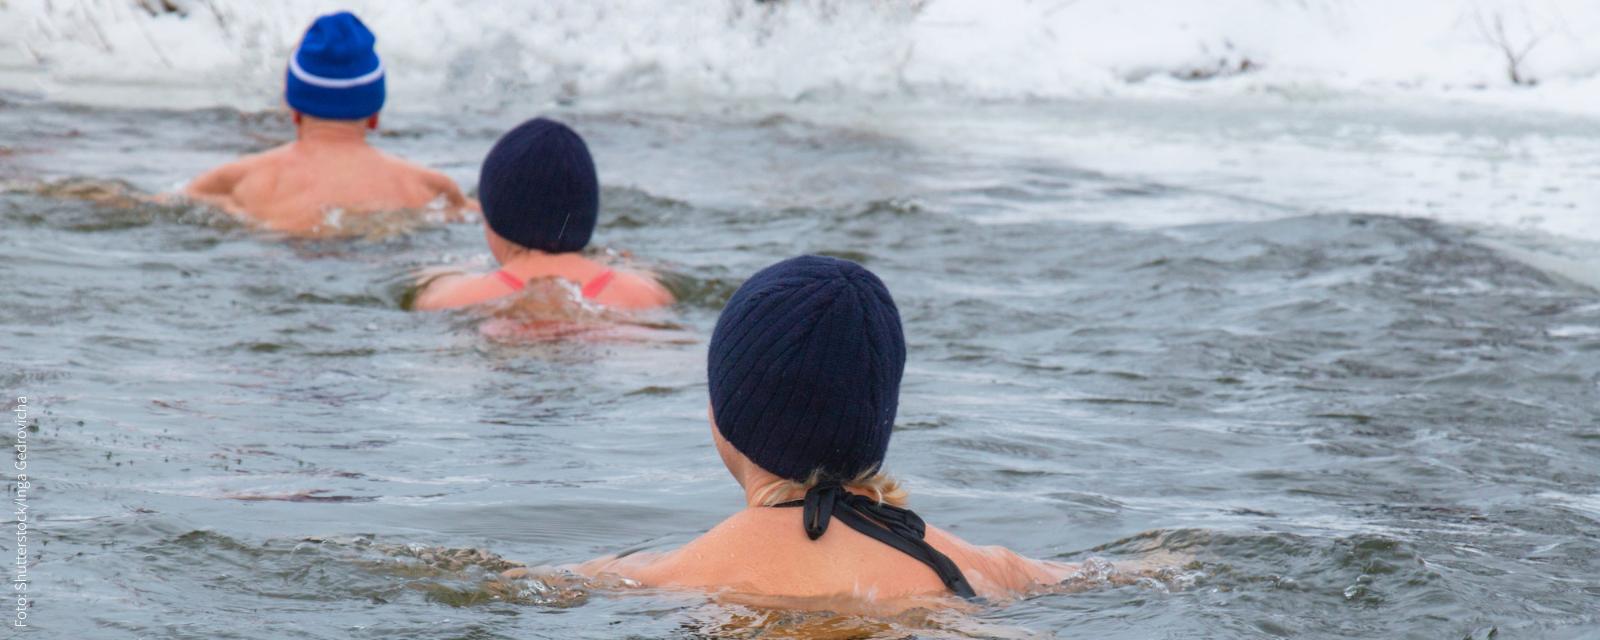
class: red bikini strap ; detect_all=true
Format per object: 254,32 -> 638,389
581,269 -> 616,299
492,270 -> 525,291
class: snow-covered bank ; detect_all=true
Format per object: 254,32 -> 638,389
3,0 -> 1600,114
4,0 -> 1598,264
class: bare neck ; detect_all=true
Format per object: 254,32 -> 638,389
295,120 -> 371,146
730,454 -> 826,509
740,468 -> 793,509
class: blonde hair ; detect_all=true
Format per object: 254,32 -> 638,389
749,468 -> 909,508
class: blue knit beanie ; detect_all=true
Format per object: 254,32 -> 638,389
479,118 -> 599,254
284,12 -> 386,120
708,255 -> 906,482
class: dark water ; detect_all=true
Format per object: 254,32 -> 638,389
2,103 -> 1599,639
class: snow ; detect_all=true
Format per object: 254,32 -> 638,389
2,0 -> 1598,112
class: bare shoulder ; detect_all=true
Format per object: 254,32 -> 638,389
597,269 -> 675,308
225,144 -> 298,174
412,271 -> 502,311
660,509 -> 775,564
604,510 -> 781,587
183,158 -> 250,196
377,152 -> 447,182
378,152 -> 470,206
182,152 -> 283,212
186,145 -> 296,187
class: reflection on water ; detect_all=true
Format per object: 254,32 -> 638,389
3,103 -> 1600,639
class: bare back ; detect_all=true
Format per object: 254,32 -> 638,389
412,252 -> 674,311
184,122 -> 472,233
576,506 -> 1077,602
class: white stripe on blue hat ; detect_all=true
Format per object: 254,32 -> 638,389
288,51 -> 385,89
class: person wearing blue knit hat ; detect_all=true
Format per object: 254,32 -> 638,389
180,11 -> 475,234
411,118 -> 673,311
516,256 -> 1081,607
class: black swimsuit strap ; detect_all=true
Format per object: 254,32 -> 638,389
771,481 -> 980,600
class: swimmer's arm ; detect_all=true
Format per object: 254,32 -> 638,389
566,528 -> 738,586
928,527 -> 1079,595
970,544 -> 1080,592
565,550 -> 673,584
182,161 -> 249,214
420,169 -> 479,220
501,553 -> 661,580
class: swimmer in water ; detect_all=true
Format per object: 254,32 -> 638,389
179,12 -> 474,233
531,255 -> 1078,603
410,118 -> 673,311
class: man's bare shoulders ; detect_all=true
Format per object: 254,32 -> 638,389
228,144 -> 300,171
369,151 -> 472,207
195,145 -> 300,188
182,147 -> 290,213
246,143 -> 420,179
361,149 -> 439,181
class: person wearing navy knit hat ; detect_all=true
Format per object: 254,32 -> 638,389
411,117 -> 673,311
180,11 -> 476,234
512,256 -> 1083,607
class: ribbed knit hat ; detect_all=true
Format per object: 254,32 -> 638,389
479,118 -> 599,254
284,12 -> 386,120
708,255 -> 906,482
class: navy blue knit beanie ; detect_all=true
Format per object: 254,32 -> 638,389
708,255 -> 906,482
479,118 -> 599,253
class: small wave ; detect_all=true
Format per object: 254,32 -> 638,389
655,269 -> 743,310
295,199 -> 478,242
1073,528 -> 1451,610
679,602 -> 1048,639
1,176 -> 245,232
224,490 -> 377,503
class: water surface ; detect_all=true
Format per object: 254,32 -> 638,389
2,102 -> 1599,639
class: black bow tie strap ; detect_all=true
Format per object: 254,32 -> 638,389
774,481 -> 979,600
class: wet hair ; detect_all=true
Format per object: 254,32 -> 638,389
749,468 -> 909,508
479,118 -> 599,254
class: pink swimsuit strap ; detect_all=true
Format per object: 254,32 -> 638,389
492,269 -> 526,291
494,268 -> 614,299
581,269 -> 616,299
